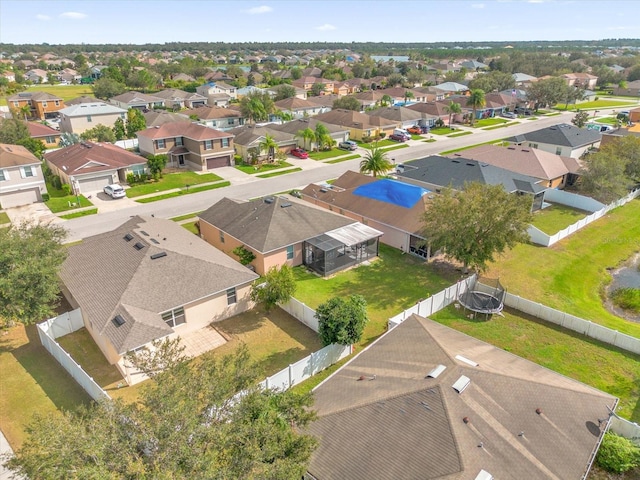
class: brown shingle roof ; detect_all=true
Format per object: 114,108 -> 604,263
137,122 -> 232,141
0,143 -> 40,167
45,142 -> 146,176
182,106 -> 243,120
27,122 -> 60,138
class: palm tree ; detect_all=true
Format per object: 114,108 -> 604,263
314,123 -> 332,151
18,104 -> 31,121
259,134 -> 279,162
380,94 -> 393,107
467,89 -> 486,126
444,100 -> 462,128
295,127 -> 316,151
403,90 -> 414,106
359,148 -> 393,178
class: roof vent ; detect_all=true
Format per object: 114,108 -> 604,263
112,314 -> 126,327
455,355 -> 478,367
507,147 -> 515,150
319,188 -> 328,193
452,375 -> 471,394
150,251 -> 167,260
140,230 -> 149,236
150,238 -> 160,244
134,242 -> 145,250
426,364 -> 446,378
123,233 -> 134,242
521,149 -> 529,152
466,162 -> 475,166
451,159 -> 460,163
264,196 -> 275,204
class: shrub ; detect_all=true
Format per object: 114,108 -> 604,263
361,135 -> 373,144
316,295 -> 368,346
596,432 -> 640,474
41,193 -> 49,202
232,245 -> 256,266
126,173 -> 136,185
435,118 -> 445,128
51,175 -> 62,190
61,184 -> 72,195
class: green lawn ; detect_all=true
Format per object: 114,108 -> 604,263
447,131 -> 473,138
309,149 -> 349,161
59,208 -> 98,219
44,181 -> 93,213
483,121 -> 519,130
171,211 -> 204,222
430,127 -> 459,135
235,161 -> 292,174
0,84 -> 94,106
0,212 -> 10,224
553,99 -> 633,111
256,167 -> 302,178
594,116 -> 618,125
126,171 -> 223,198
473,118 -> 508,128
325,154 -> 360,164
135,181 -> 230,203
379,144 -> 410,152
486,198 -> 640,338
357,139 -> 396,149
439,139 -> 508,155
293,244 -> 457,347
181,221 -> 200,235
531,203 -> 589,234
431,306 -> 640,422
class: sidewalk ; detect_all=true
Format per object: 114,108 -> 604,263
0,429 -> 22,479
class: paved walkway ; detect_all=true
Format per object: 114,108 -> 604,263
0,429 -> 22,480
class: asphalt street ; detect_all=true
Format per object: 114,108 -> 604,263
63,110 -> 579,242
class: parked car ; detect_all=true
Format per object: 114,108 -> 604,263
389,133 -> 408,142
515,107 -> 533,116
338,140 -> 358,151
290,148 -> 309,159
501,112 -> 517,119
103,184 -> 126,199
407,126 -> 422,135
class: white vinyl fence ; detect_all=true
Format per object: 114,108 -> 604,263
259,343 -> 352,391
114,138 -> 138,150
388,275 -> 476,329
37,310 -> 111,402
529,188 -> 640,247
610,416 -> 640,446
280,298 -> 319,332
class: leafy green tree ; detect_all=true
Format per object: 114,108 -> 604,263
525,76 -> 569,110
564,87 -> 586,109
468,70 -> 516,92
58,132 -> 80,147
0,117 -> 29,145
309,83 -> 325,96
250,264 -> 296,311
314,122 -> 333,151
0,222 -> 67,326
273,84 -> 297,101
316,295 -> 368,346
7,344 -> 317,479
126,108 -> 146,138
290,67 -> 302,80
232,245 -> 256,266
603,135 -> 640,182
386,73 -> 405,87
92,77 -> 127,100
359,147 -> 393,177
332,95 -> 361,111
80,124 -> 116,143
112,117 -> 126,140
578,149 -> 629,203
444,100 -> 462,127
146,154 -> 167,180
380,94 -> 393,107
295,127 -> 316,151
17,137 -> 46,159
420,182 -> 533,273
403,90 -> 414,105
627,65 -> 640,82
259,134 -> 279,161
240,91 -> 275,123
467,89 -> 486,125
571,111 -> 590,128
596,432 -> 640,474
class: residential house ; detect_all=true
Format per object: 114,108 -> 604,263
368,105 -> 437,129
1,71 -> 16,83
306,313 -> 616,480
109,91 -> 165,111
58,102 -> 128,135
199,196 -> 382,277
460,59 -> 488,71
0,143 -> 48,208
613,79 -> 640,97
183,105 -> 245,130
59,216 -> 258,385
376,87 -> 430,105
513,72 -> 538,86
24,69 -> 48,83
46,142 -> 147,193
407,102 -> 454,125
171,73 -> 196,82
301,171 -> 433,257
333,81 -> 360,96
397,155 -> 548,212
274,97 -> 326,119
305,94 -> 339,112
196,82 -> 238,102
66,95 -> 101,106
137,122 -> 235,170
352,90 -> 384,110
432,82 -> 469,97
142,110 -> 191,128
456,144 -> 582,188
506,123 -> 602,159
89,65 -> 108,80
236,85 -> 264,98
7,91 -> 65,120
152,88 -> 207,110
628,106 -> 640,123
292,77 -> 335,94
27,122 -> 61,148
269,118 -> 349,151
56,68 -> 82,84
600,125 -> 640,148
312,109 -> 396,141
228,124 -> 297,162
562,73 -> 598,90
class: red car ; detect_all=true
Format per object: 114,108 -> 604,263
407,126 -> 422,135
290,148 -> 309,159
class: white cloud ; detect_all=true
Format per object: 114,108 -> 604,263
315,24 -> 337,31
471,3 -> 485,8
59,12 -> 87,19
36,14 -> 51,20
245,5 -> 272,14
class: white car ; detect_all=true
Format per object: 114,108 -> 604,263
103,184 -> 126,199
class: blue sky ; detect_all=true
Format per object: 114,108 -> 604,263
1,0 -> 639,45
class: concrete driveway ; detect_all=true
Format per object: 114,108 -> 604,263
4,202 -> 62,226
89,191 -> 137,213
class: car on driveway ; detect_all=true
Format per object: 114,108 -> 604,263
338,140 -> 358,151
389,133 -> 408,142
501,112 -> 517,119
290,148 -> 309,159
407,126 -> 422,135
103,184 -> 126,199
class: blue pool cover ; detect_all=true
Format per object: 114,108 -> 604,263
353,179 -> 430,208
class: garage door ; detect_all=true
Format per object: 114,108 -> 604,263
206,156 -> 230,169
0,188 -> 40,209
78,175 -> 112,193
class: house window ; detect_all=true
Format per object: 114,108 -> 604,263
0,169 -> 7,181
286,245 -> 294,260
227,119 -> 234,126
161,307 -> 185,328
226,287 -> 237,305
45,136 -> 56,143
131,165 -> 146,175
20,166 -> 36,178
157,139 -> 166,149
54,100 -> 59,106
120,113 -> 126,119
87,115 -> 92,122
219,231 -> 225,243
555,147 -> 562,155
204,140 -> 213,150
221,138 -> 229,148
42,101 -> 47,107
175,137 -> 183,146
12,101 -> 19,108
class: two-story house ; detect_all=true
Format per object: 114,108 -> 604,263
196,82 -> 238,104
152,89 -> 207,110
137,122 -> 235,170
109,91 -> 165,110
8,91 -> 66,120
0,143 -> 48,208
506,124 -> 602,159
562,73 -> 598,90
292,77 -> 335,95
182,106 -> 245,130
58,102 -> 128,134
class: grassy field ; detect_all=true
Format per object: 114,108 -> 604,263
357,139 -> 396,149
473,118 -> 509,128
0,212 -> 10,224
531,203 -> 588,234
235,161 -> 292,174
292,244 -> 457,347
430,127 -> 458,135
44,181 -> 93,213
0,84 -> 95,106
325,154 -> 360,163
134,181 -> 230,203
430,306 -> 640,422
126,171 -> 222,198
181,221 -> 200,234
309,149 -> 350,161
59,208 -> 98,219
486,198 -> 640,338
553,99 -> 634,111
256,167 -> 302,178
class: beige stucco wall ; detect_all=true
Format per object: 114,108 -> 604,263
60,112 -> 125,134
0,163 -> 47,194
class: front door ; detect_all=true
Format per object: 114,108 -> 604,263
178,155 -> 185,166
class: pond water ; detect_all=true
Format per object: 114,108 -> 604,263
609,254 -> 640,290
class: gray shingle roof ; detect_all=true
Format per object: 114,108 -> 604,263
199,196 -> 356,253
60,216 -> 258,354
59,102 -> 127,117
307,315 -> 617,480
505,123 -> 602,148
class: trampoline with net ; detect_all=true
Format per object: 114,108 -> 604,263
458,277 -> 506,318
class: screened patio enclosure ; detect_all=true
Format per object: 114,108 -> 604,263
303,223 -> 382,276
